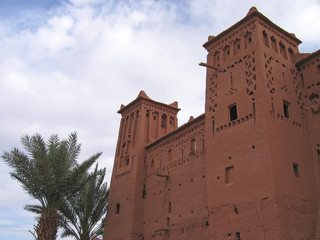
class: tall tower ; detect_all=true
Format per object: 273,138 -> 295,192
202,7 -> 318,239
103,91 -> 180,240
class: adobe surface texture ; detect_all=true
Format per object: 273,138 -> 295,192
103,7 -> 320,240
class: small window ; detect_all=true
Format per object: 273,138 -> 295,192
288,48 -> 294,60
223,45 -> 231,61
213,51 -> 220,66
225,166 -> 234,184
191,139 -> 196,153
244,32 -> 252,48
279,42 -> 288,59
168,202 -> 172,213
262,30 -> 269,47
271,36 -> 278,52
317,64 -> 320,73
293,163 -> 300,178
161,114 -> 167,128
233,39 -> 241,55
125,156 -> 130,166
229,104 -> 238,121
115,203 -> 120,214
168,149 -> 172,161
235,232 -> 241,240
283,101 -> 290,118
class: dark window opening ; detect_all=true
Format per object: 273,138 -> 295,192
293,163 -> 300,178
151,159 -> 154,169
271,36 -> 278,52
244,32 -> 252,48
125,156 -> 130,166
229,104 -> 238,121
191,139 -> 196,153
161,114 -> 167,128
166,217 -> 170,227
234,206 -> 239,215
115,203 -> 120,214
283,101 -> 290,118
168,202 -> 172,213
288,48 -> 294,59
263,30 -> 269,47
317,64 -> 320,72
279,41 -> 288,59
142,184 -> 146,199
225,166 -> 234,184
168,149 -> 172,160
235,232 -> 241,240
223,45 -> 231,60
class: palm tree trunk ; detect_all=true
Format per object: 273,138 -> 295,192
36,211 -> 58,240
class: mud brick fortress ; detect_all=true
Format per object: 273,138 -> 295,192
103,7 -> 320,240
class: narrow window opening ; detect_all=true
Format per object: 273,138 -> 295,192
115,203 -> 120,214
263,30 -> 269,47
234,206 -> 239,215
245,31 -> 252,49
279,42 -> 288,59
151,159 -> 154,169
225,166 -> 234,184
125,156 -> 130,166
161,114 -> 167,128
223,45 -> 231,61
235,232 -> 241,240
191,139 -> 196,153
283,101 -> 290,118
168,149 -> 172,161
229,104 -> 238,121
213,51 -> 220,66
168,202 -> 172,213
293,163 -> 300,178
271,36 -> 278,52
288,48 -> 294,60
142,184 -> 146,199
166,217 -> 170,227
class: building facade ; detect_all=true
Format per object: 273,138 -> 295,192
103,7 -> 320,240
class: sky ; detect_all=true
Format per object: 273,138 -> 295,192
0,0 -> 319,239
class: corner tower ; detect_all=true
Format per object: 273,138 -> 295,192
202,7 -> 318,239
103,91 -> 180,240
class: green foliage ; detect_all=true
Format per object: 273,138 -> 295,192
59,165 -> 109,240
2,132 -> 102,240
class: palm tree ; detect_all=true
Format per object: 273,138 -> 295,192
2,132 -> 101,240
59,165 -> 109,240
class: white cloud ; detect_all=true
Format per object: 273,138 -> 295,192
0,0 -> 320,239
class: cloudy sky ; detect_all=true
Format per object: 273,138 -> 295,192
0,0 -> 319,239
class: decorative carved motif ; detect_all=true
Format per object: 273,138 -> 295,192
146,120 -> 205,177
245,52 -> 256,95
